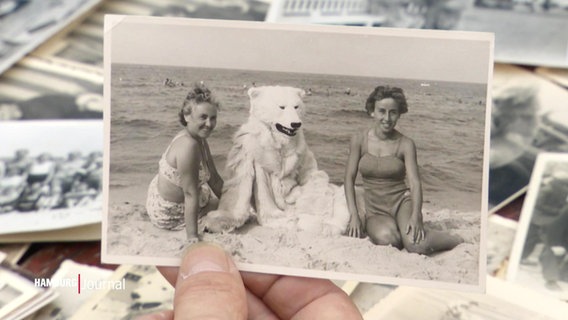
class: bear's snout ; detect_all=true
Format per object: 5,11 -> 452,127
291,122 -> 302,129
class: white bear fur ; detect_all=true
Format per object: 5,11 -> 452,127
202,86 -> 350,236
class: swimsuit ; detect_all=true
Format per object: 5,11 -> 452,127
146,133 -> 211,231
27,161 -> 53,184
358,130 -> 411,219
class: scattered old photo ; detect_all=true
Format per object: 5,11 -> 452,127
266,0 -> 568,67
507,152 -> 568,301
536,67 -> 568,88
489,64 -> 568,209
487,214 -> 517,277
0,265 -> 57,320
103,16 -> 492,289
27,260 -> 113,320
0,120 -> 103,235
32,0 -> 270,68
0,244 -> 30,265
0,0 -> 102,75
363,276 -> 568,320
0,56 -> 102,120
70,265 -> 173,320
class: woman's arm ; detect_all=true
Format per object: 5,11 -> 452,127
177,138 -> 202,240
402,136 -> 425,243
344,133 -> 363,238
203,140 -> 224,199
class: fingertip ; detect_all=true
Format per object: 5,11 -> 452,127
174,242 -> 247,319
179,242 -> 236,281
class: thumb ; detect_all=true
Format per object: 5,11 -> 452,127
174,243 -> 247,320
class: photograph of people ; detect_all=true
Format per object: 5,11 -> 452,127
103,17 -> 491,289
508,153 -> 568,301
0,120 -> 103,235
488,64 -> 568,209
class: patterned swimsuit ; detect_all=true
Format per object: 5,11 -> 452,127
146,133 -> 211,230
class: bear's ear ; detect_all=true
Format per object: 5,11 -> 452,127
296,88 -> 306,99
248,87 -> 261,100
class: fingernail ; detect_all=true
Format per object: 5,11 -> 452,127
134,310 -> 171,320
179,242 -> 231,281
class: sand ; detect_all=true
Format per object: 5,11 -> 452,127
107,200 -> 480,286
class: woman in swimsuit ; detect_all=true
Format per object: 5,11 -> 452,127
146,84 -> 223,241
344,86 -> 462,254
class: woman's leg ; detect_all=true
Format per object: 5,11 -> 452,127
396,200 -> 463,255
366,214 -> 403,249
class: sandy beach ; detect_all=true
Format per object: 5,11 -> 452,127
107,200 -> 480,286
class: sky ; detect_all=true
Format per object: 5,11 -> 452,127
105,15 -> 493,84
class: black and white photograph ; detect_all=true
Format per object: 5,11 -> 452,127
0,57 -> 103,120
32,0 -> 271,68
489,64 -> 568,209
266,0 -> 568,67
363,276 -> 568,319
0,120 -> 103,235
507,152 -> 568,301
0,0 -> 102,75
103,16 -> 492,289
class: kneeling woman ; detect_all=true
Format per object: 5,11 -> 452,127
146,84 -> 223,241
344,86 -> 462,254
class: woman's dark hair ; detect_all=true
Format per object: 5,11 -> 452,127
178,83 -> 221,126
365,86 -> 408,116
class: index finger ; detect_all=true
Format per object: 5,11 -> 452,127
241,272 -> 362,319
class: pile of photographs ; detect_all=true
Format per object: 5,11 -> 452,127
0,256 -> 58,320
0,0 -> 567,319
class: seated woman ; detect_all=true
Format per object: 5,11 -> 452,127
20,153 -> 61,210
63,179 -> 98,208
344,85 -> 462,254
51,151 -> 87,194
27,153 -> 56,185
146,84 -> 223,241
0,166 -> 27,213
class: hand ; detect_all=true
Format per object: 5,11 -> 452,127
137,242 -> 362,320
405,213 -> 425,244
347,213 -> 363,238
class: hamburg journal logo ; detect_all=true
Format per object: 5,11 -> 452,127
34,274 -> 126,293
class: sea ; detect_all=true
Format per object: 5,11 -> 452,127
109,63 -> 487,212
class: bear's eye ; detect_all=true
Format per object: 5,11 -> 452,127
294,105 -> 299,109
279,106 -> 285,110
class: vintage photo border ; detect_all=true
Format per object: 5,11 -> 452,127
102,16 -> 493,290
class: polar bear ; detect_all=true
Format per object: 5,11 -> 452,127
201,85 -> 350,235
